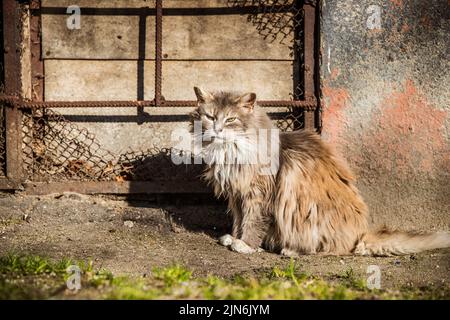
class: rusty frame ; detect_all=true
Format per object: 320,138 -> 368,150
303,1 -> 317,129
0,0 -> 322,194
0,0 -> 23,190
30,0 -> 44,101
0,95 -> 318,110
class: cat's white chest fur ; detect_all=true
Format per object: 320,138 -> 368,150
203,138 -> 257,194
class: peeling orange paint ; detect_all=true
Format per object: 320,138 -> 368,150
358,80 -> 449,177
321,86 -> 350,148
330,68 -> 340,81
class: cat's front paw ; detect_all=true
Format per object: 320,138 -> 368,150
353,241 -> 369,256
218,234 -> 234,247
230,239 -> 256,254
281,248 -> 299,258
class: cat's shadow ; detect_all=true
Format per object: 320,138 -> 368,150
123,150 -> 230,237
125,197 -> 230,238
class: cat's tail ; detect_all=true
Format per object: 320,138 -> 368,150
354,227 -> 450,256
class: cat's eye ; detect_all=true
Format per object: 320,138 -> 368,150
204,114 -> 214,121
225,117 -> 237,123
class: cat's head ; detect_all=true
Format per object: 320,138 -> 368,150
190,87 -> 272,145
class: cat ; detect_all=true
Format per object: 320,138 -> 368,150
190,87 -> 450,256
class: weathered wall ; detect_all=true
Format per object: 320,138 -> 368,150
321,0 -> 450,230
20,0 -> 449,229
40,0 -> 294,154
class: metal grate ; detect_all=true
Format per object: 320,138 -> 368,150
227,0 -> 302,45
17,1 -> 308,183
21,107 -> 205,182
20,106 -> 301,182
275,108 -> 304,131
228,0 -> 307,114
0,0 -> 319,192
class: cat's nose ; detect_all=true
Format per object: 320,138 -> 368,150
214,124 -> 223,133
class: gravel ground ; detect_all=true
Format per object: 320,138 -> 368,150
0,192 -> 448,293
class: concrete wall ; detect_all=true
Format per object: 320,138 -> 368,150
321,0 -> 450,230
40,0 -> 294,154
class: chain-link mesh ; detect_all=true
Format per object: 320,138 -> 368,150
228,0 -> 306,125
21,107 -> 301,182
17,1 -> 306,183
0,105 -> 6,176
275,108 -> 304,131
21,108 -> 204,182
227,0 -> 302,46
22,109 -> 302,182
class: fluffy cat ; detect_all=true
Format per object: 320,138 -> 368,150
190,87 -> 450,256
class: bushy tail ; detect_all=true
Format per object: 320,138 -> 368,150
354,227 -> 450,256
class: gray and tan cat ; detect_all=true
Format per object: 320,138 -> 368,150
190,87 -> 450,257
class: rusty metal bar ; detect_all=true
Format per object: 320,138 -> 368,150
314,0 -> 322,132
34,5 -> 293,16
2,0 -> 23,186
154,0 -> 163,106
303,2 -> 317,129
0,178 -> 17,190
137,9 -> 146,101
0,96 -> 318,110
30,0 -> 44,101
24,181 -> 210,195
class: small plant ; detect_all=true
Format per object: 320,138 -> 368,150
0,254 -> 72,275
270,258 -> 307,285
152,264 -> 192,286
0,254 -> 448,300
339,267 -> 367,290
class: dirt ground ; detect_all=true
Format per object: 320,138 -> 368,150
0,192 -> 449,293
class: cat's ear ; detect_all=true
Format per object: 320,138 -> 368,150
193,87 -> 213,104
236,92 -> 257,111
189,109 -> 200,120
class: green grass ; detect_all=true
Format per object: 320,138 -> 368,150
0,217 -> 23,227
0,254 -> 448,300
0,254 -> 82,275
337,267 -> 367,290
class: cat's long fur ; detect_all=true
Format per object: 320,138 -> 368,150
190,87 -> 450,256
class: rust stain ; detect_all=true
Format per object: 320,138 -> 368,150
329,68 -> 340,81
321,86 -> 350,148
389,0 -> 404,8
359,80 -> 449,177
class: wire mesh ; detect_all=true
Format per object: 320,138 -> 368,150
275,108 -> 304,131
21,106 -> 303,182
17,1 -> 306,183
227,0 -> 306,116
227,0 -> 303,46
21,108 -> 205,182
